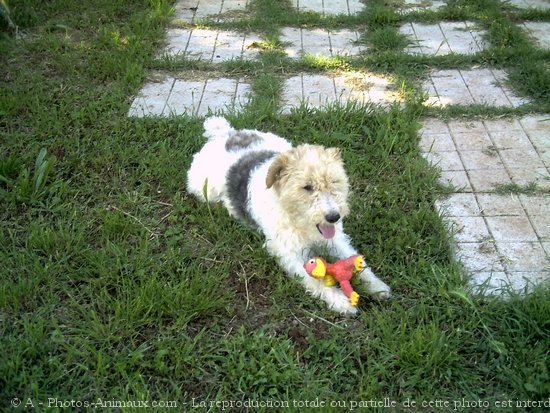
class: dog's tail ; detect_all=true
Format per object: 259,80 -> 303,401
203,117 -> 234,141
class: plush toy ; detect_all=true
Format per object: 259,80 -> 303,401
303,255 -> 364,306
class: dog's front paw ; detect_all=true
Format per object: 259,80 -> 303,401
371,286 -> 391,300
368,280 -> 392,300
360,268 -> 392,300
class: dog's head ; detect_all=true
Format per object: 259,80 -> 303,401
266,144 -> 350,240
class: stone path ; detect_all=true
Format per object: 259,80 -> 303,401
281,28 -> 366,58
280,72 -> 398,113
162,28 -> 261,61
129,0 -> 550,295
291,0 -> 364,15
522,22 -> 550,49
400,22 -> 486,56
173,0 -> 250,23
421,116 -> 550,294
424,69 -> 530,108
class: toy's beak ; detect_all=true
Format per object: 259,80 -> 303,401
311,259 -> 326,278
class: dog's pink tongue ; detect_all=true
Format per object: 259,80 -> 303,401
318,224 -> 336,239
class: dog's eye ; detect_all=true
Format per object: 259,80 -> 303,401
303,184 -> 313,192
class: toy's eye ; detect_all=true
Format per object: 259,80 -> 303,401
303,184 -> 313,192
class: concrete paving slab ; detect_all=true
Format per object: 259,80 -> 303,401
398,0 -> 447,12
497,242 -> 550,272
456,242 -> 505,272
531,215 -> 550,240
519,195 -> 550,216
500,147 -> 546,170
469,271 -> 513,295
461,150 -> 505,170
281,74 -> 335,111
473,270 -> 549,296
166,77 -> 250,116
440,170 -> 473,191
163,28 -> 261,61
486,216 -> 539,242
173,0 -> 249,23
468,169 -> 513,192
520,195 -> 550,240
508,168 -> 550,189
281,28 -> 366,58
165,79 -> 205,116
452,130 -> 493,151
507,0 -> 550,10
449,216 -> 491,243
520,117 -> 550,168
200,78 -> 250,113
476,194 -> 524,216
128,77 -> 174,117
420,118 -> 449,134
424,69 -> 530,107
292,0 -> 364,16
401,22 -> 486,56
436,193 -> 481,217
334,73 -> 396,104
488,130 -> 534,150
521,22 -> 550,50
129,76 -> 251,117
423,150 -> 464,171
419,132 -> 456,152
280,72 -> 399,113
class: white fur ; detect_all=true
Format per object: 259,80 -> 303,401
187,117 -> 391,314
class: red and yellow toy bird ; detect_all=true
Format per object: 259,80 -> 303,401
303,255 -> 365,306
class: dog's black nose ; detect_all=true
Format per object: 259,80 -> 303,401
325,212 -> 341,224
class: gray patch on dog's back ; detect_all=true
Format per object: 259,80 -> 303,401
225,131 -> 264,152
226,150 -> 276,226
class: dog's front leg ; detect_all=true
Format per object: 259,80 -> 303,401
329,232 -> 392,299
267,241 -> 358,314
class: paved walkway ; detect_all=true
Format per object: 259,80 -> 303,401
129,0 -> 550,295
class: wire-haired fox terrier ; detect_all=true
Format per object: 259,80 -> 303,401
187,117 -> 391,314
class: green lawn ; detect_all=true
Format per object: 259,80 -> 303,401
1,0 -> 549,411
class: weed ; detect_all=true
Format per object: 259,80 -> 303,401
0,0 -> 17,34
0,148 -> 61,205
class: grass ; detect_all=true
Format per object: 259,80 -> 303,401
1,0 -> 550,410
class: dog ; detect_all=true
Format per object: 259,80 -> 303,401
186,117 -> 391,314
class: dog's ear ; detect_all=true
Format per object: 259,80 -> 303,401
266,153 -> 288,189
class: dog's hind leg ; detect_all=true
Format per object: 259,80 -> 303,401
186,118 -> 236,203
